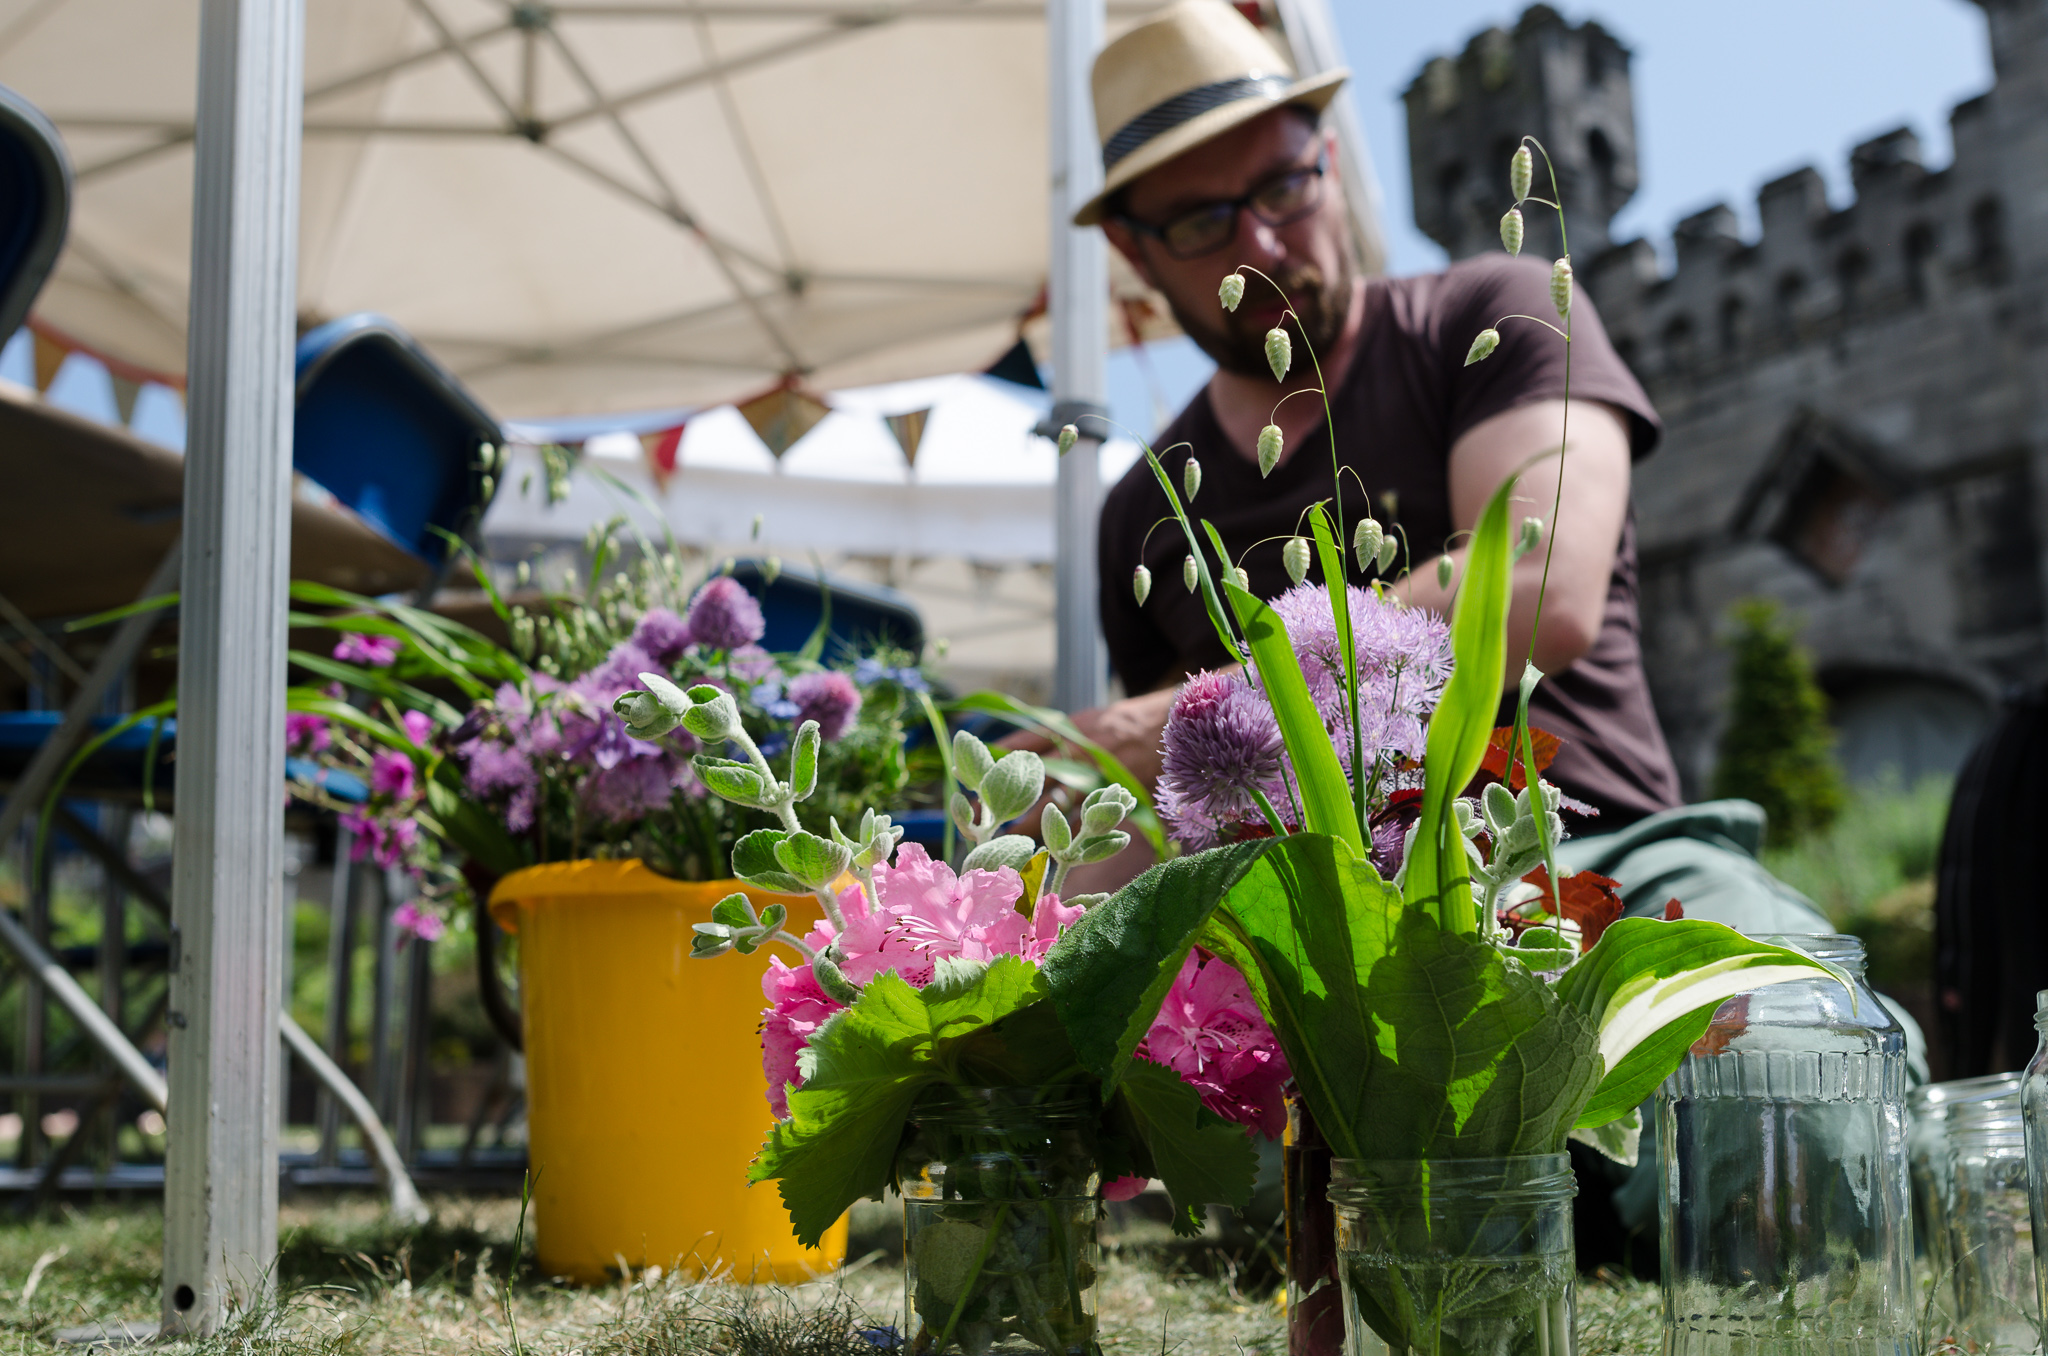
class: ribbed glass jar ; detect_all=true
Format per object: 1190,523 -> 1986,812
1657,934 -> 1914,1355
1908,1073 -> 2021,1338
1328,1155 -> 1576,1356
898,1089 -> 1101,1356
2019,991 -> 2048,1355
1945,1097 -> 2036,1353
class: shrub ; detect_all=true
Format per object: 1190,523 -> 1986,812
1712,598 -> 1847,847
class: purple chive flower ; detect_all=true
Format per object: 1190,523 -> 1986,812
1269,582 -> 1453,767
463,741 -> 536,799
334,632 -> 401,667
685,577 -> 765,651
1155,670 -> 1292,852
370,751 -> 416,801
788,670 -> 863,741
581,754 -> 681,824
729,645 -> 780,683
631,607 -> 693,665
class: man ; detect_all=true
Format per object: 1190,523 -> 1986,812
1067,0 -> 1683,844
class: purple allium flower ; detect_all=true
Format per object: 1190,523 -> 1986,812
729,644 -> 780,683
1269,582 -> 1453,767
285,712 -> 330,753
685,577 -> 765,651
463,742 -> 535,800
334,632 -> 401,667
788,670 -> 863,741
505,785 -> 539,834
370,750 -> 416,801
581,754 -> 680,823
631,607 -> 692,665
1155,670 -> 1291,852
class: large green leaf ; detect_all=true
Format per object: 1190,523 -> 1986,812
1040,841 -> 1278,1085
1306,504 -> 1367,832
1555,918 -> 1836,1126
425,771 -> 530,878
1222,580 -> 1362,852
753,958 -> 1048,1247
1111,1059 -> 1259,1235
1405,476 -> 1518,931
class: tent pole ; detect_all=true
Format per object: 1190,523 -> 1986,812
1047,0 -> 1108,714
164,0 -> 303,1335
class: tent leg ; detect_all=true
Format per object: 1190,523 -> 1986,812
1047,0 -> 1108,714
280,1016 -> 426,1223
163,0 -> 304,1334
316,831 -> 355,1168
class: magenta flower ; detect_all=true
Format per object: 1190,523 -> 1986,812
285,712 -> 330,753
631,607 -> 693,665
1137,952 -> 1291,1139
1155,670 -> 1291,851
402,710 -> 434,747
729,645 -> 780,683
685,577 -> 765,651
392,901 -> 445,942
760,958 -> 838,1118
370,751 -> 416,801
334,632 -> 401,667
788,670 -> 863,740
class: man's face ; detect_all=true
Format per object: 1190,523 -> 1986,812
1105,108 -> 1353,379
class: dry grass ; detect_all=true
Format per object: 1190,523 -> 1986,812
0,1195 -> 1665,1354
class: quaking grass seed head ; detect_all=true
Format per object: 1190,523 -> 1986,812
1510,144 -> 1533,202
1376,534 -> 1399,574
1257,424 -> 1284,477
1184,457 -> 1202,502
1437,554 -> 1455,589
1231,566 -> 1250,591
1551,258 -> 1573,318
1132,564 -> 1152,606
1219,272 -> 1246,312
1182,554 -> 1199,592
1265,327 -> 1292,382
1284,536 -> 1311,584
1354,517 -> 1384,573
1464,328 -> 1501,367
1500,207 -> 1524,257
1056,423 -> 1078,456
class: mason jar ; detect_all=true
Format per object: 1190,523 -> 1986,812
1328,1155 -> 1576,1356
1657,934 -> 1914,1355
898,1088 -> 1101,1356
1908,1072 -> 2021,1335
2020,990 -> 2048,1353
1945,1096 -> 2036,1352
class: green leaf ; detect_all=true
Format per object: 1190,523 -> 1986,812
711,893 -> 756,929
287,649 -> 464,728
1111,1059 -> 1258,1235
1041,840 -> 1278,1087
980,749 -> 1046,825
788,721 -> 821,801
1306,504 -> 1367,831
753,958 -> 1049,1247
731,828 -> 807,893
774,831 -> 852,890
1405,475 -> 1517,930
1554,917 -> 1837,1127
695,755 -> 772,809
424,773 -> 529,878
1221,579 -> 1362,853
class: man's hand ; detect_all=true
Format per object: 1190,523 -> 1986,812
997,685 -> 1176,792
1397,398 -> 1631,684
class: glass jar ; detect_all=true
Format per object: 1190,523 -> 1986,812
1328,1155 -> 1576,1356
1945,1097 -> 2037,1352
1286,1093 -> 1343,1356
898,1088 -> 1101,1356
1907,1073 -> 2020,1334
1657,934 -> 1915,1355
2020,990 -> 2048,1352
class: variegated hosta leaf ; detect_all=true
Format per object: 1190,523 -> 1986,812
1555,917 -> 1839,1128
1568,1107 -> 1640,1167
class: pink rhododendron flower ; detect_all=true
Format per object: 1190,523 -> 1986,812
370,751 -> 416,801
1137,952 -> 1291,1139
334,632 -> 401,666
392,901 -> 445,942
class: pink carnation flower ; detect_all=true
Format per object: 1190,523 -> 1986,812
1137,952 -> 1291,1139
334,632 -> 401,666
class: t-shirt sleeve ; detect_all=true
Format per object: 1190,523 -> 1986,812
1097,474 -> 1174,697
1438,253 -> 1662,460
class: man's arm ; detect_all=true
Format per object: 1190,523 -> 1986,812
1397,398 -> 1632,683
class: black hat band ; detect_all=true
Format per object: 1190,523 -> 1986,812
1101,74 -> 1292,172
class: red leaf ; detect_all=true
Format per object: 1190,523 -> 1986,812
1521,865 -> 1624,953
1478,726 -> 1563,792
1663,898 -> 1684,921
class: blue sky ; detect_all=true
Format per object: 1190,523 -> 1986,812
1106,0 -> 1995,438
6,1 -> 1994,452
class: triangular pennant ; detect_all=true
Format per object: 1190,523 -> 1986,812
640,423 -> 685,492
884,407 -> 931,469
110,375 -> 142,425
31,331 -> 66,393
735,383 -> 830,460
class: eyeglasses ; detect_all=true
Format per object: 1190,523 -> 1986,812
1119,150 -> 1329,261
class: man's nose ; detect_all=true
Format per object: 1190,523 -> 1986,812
1236,207 -> 1287,267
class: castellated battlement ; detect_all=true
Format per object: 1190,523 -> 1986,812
1583,95 -> 2022,386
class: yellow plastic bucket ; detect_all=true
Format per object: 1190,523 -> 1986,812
489,859 -> 848,1284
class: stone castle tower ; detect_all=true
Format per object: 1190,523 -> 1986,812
1409,0 -> 2048,796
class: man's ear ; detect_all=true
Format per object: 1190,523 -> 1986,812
1101,220 -> 1158,290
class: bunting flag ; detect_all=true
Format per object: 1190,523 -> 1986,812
884,407 -> 931,469
640,423 -> 684,492
31,331 -> 65,392
110,375 -> 141,425
735,381 -> 830,460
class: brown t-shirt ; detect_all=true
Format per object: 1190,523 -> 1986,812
1097,252 -> 1683,831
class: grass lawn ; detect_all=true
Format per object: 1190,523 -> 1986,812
0,1195 -> 1663,1353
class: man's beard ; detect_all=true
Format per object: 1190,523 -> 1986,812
1167,258 -> 1354,379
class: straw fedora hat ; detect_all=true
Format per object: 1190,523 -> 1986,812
1073,0 -> 1347,227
